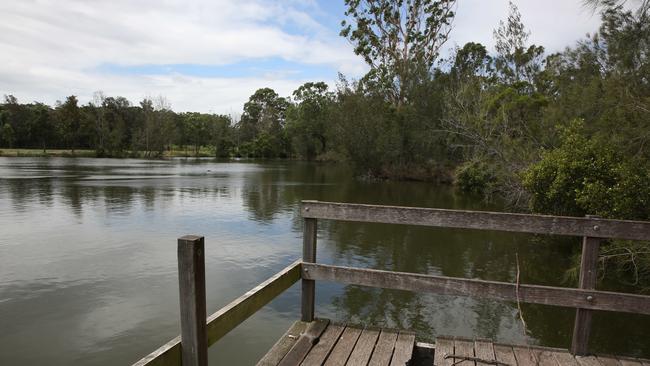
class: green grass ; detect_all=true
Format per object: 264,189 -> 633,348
0,147 -> 217,158
166,146 -> 215,157
0,148 -> 96,157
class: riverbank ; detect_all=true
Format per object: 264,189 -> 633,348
0,148 -> 96,157
0,148 -> 457,184
0,148 -> 217,158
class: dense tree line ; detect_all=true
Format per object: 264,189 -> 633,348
0,93 -> 232,158
1,1 -> 648,282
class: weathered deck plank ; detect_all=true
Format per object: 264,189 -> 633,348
493,344 -> 518,366
257,321 -> 309,366
368,330 -> 398,366
597,357 -> 622,366
434,338 -> 456,366
552,351 -> 580,366
389,331 -> 415,366
513,346 -> 537,366
346,328 -> 380,366
323,326 -> 362,366
531,348 -> 561,366
576,356 -> 604,366
618,359 -> 643,366
300,323 -> 345,366
454,339 -> 477,366
474,340 -> 496,362
278,319 -> 329,366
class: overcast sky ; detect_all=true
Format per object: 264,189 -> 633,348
0,0 -> 602,114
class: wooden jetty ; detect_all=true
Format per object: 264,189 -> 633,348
133,201 -> 650,366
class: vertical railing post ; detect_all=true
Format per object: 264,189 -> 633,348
178,235 -> 208,366
570,216 -> 602,355
301,217 -> 317,322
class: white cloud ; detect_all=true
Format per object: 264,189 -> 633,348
0,0 -> 365,112
0,0 -> 606,113
0,64 -> 316,115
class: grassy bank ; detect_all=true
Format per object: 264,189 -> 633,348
166,147 -> 215,157
0,147 -> 218,158
0,148 -> 96,157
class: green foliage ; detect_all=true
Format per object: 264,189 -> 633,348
55,95 -> 81,151
131,98 -> 172,157
30,103 -> 54,152
209,115 -> 233,158
340,0 -> 456,105
179,112 -> 232,157
237,88 -> 289,157
455,160 -> 497,195
0,122 -> 15,148
285,82 -> 334,160
540,1 -> 650,161
0,93 -> 235,158
523,121 -> 650,220
335,87 -> 400,175
450,42 -> 493,80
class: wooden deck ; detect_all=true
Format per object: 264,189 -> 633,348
257,319 -> 416,366
257,320 -> 650,366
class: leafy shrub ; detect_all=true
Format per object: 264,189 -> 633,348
455,160 -> 497,195
522,120 -> 650,219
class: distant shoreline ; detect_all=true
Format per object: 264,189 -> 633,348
0,149 -> 454,182
0,148 -> 220,159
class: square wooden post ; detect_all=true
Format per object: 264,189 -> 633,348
301,217 -> 317,322
178,235 -> 208,366
570,217 -> 602,356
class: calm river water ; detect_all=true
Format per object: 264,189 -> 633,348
0,157 -> 648,365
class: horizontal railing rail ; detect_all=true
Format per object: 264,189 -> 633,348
301,263 -> 650,315
301,200 -> 650,241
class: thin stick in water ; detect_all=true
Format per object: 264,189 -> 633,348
515,252 -> 528,335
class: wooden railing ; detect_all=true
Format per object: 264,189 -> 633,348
133,201 -> 650,366
132,237 -> 301,366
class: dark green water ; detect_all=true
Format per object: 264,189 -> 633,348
0,157 -> 647,365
